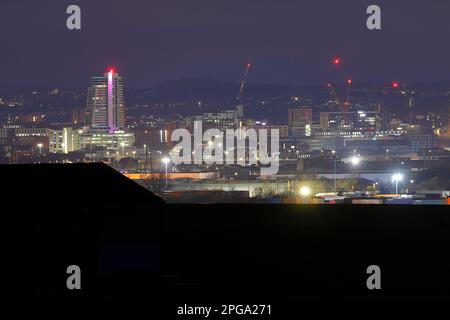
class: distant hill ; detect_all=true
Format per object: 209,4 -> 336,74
2,79 -> 450,123
128,77 -> 303,103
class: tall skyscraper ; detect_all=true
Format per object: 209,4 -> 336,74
85,68 -> 125,132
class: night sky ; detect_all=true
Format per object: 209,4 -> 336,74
1,0 -> 450,88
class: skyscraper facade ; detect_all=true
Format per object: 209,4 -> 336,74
288,108 -> 313,127
85,68 -> 125,132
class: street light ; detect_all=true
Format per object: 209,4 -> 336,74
350,156 -> 361,191
299,185 -> 312,204
392,173 -> 403,195
332,150 -> 337,193
350,156 -> 360,166
37,143 -> 43,156
162,157 -> 170,188
119,142 -> 126,158
299,186 -> 311,197
143,144 -> 149,170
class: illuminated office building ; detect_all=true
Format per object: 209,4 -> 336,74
85,68 -> 125,132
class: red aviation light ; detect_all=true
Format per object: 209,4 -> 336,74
333,57 -> 341,66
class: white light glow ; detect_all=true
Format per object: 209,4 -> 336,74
299,186 -> 311,197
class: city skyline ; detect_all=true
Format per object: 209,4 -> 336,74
3,1 -> 450,306
1,2 -> 450,205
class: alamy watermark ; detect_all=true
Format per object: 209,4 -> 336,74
66,5 -> 381,31
366,5 -> 381,30
169,121 -> 280,176
66,5 -> 81,30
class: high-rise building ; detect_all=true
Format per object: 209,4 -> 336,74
320,111 -> 381,131
85,68 -> 125,132
288,108 -> 313,127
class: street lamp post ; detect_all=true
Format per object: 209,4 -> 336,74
162,157 -> 170,188
37,143 -> 43,156
332,150 -> 337,193
350,155 -> 360,191
350,156 -> 360,174
392,173 -> 403,195
120,142 -> 125,158
299,186 -> 311,204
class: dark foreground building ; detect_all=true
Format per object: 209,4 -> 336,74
1,163 -> 163,299
1,163 -> 450,306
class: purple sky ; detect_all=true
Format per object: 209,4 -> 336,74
1,0 -> 450,88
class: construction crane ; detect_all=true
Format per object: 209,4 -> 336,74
327,83 -> 340,105
326,79 -> 353,127
329,56 -> 353,126
343,79 -> 352,126
236,63 -> 252,118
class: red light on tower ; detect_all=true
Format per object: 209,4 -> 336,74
392,81 -> 400,89
247,63 -> 252,69
108,67 -> 116,73
333,57 -> 341,66
347,79 -> 353,85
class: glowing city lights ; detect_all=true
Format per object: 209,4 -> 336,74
299,186 -> 312,197
351,156 -> 360,166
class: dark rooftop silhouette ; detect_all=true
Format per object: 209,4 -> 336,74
0,162 -> 164,210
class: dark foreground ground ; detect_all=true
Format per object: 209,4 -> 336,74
1,164 -> 450,314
